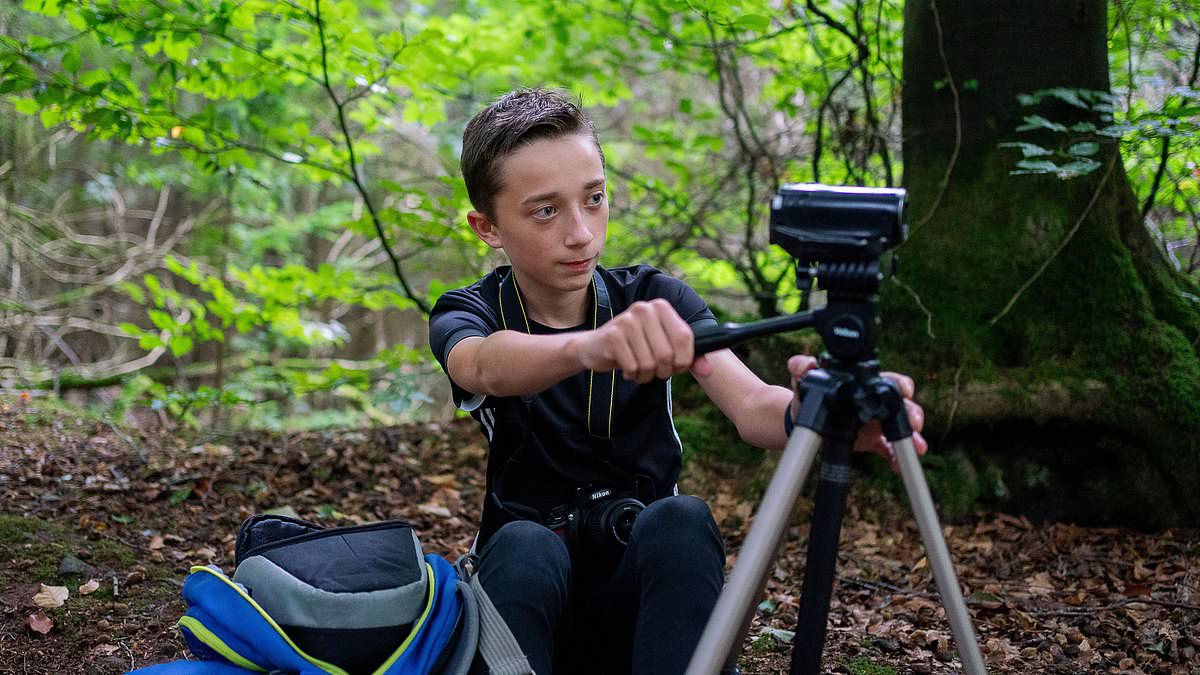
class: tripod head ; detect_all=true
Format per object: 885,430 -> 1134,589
693,183 -> 907,364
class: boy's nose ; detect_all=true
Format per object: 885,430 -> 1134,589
563,208 -> 594,246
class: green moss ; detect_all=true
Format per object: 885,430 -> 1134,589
877,148 -> 1200,527
0,515 -> 69,584
0,513 -> 43,541
92,537 -> 138,567
842,656 -> 898,675
5,393 -> 119,429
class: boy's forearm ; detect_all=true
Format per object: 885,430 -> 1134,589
693,349 -> 794,451
460,330 -> 589,398
735,383 -> 794,450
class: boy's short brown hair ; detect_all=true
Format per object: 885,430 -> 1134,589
460,88 -> 604,219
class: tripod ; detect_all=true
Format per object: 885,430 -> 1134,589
685,302 -> 988,675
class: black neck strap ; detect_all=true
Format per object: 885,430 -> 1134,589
498,267 -> 615,440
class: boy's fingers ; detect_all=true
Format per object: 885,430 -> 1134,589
640,312 -> 677,380
787,354 -> 818,379
661,306 -> 695,370
691,354 -> 714,378
626,329 -> 655,383
905,399 -> 925,433
610,330 -> 642,381
881,371 -> 915,399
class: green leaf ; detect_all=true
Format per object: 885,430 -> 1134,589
733,14 -> 770,33
168,334 -> 194,357
12,98 -> 39,114
61,45 -> 81,73
148,309 -> 174,331
1054,158 -> 1102,178
1011,159 -> 1059,174
169,486 -> 193,505
1016,115 -> 1067,133
998,142 -> 1053,158
162,35 -> 191,63
24,0 -> 62,16
1066,142 -> 1099,157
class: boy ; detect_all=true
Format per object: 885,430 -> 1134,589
428,89 -> 926,675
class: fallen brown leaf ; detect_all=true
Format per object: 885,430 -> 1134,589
33,584 -> 69,609
27,612 -> 53,634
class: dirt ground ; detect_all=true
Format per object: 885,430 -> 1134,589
1,398 -> 1198,674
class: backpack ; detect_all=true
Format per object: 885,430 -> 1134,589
127,514 -> 531,675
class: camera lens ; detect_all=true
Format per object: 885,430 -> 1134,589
583,497 -> 644,551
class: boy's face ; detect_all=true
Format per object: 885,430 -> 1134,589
468,133 -> 608,297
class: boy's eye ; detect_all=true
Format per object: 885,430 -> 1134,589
534,205 -> 557,219
587,191 -> 605,206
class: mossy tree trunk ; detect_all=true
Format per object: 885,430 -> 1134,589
888,0 -> 1200,527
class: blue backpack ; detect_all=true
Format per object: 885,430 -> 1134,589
127,515 -> 530,675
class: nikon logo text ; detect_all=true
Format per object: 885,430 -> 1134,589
833,326 -> 861,339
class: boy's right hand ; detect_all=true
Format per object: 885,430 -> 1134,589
577,299 -> 695,384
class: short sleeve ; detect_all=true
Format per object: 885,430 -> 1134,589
428,285 -> 500,411
635,268 -> 718,331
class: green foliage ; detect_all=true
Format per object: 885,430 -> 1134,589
3,0 -> 1197,445
995,5 -> 1200,267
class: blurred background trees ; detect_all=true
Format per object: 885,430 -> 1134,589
2,0 -> 1197,524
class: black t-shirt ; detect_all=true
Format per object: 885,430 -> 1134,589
428,264 -> 716,544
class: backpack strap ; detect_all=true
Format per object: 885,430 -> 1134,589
455,555 -> 534,675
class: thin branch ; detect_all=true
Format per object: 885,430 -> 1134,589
1139,31 -> 1200,221
908,0 -> 961,234
313,0 -> 430,315
986,155 -> 1118,328
890,275 -> 936,340
941,361 -> 964,444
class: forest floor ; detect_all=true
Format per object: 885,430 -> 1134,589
1,396 -> 1198,675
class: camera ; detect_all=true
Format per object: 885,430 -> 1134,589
694,183 -> 909,362
770,183 -> 906,299
545,486 -> 645,556
770,183 -> 906,263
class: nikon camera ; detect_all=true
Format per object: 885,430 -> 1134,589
545,486 -> 645,556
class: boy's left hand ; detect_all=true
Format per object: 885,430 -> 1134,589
787,355 -> 928,471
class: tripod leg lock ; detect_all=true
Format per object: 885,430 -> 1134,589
792,369 -> 841,434
871,379 -> 915,441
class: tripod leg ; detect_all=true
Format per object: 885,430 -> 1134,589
893,437 -> 988,675
684,426 -> 824,675
790,434 -> 854,675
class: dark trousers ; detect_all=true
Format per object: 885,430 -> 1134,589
470,495 -> 726,675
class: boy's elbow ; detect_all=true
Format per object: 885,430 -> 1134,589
735,424 -> 775,451
475,367 -> 514,397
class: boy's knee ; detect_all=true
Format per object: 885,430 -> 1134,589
634,495 -> 716,536
631,495 -> 722,556
479,521 -> 571,593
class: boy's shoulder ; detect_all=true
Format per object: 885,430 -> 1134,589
430,263 -> 700,316
430,268 -> 506,315
602,264 -> 696,302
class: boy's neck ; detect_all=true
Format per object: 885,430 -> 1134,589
512,268 -> 590,329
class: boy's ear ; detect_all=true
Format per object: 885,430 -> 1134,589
467,210 -> 503,250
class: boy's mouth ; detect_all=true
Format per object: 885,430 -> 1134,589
561,257 -> 594,272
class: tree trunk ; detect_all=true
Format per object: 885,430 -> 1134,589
891,0 -> 1200,527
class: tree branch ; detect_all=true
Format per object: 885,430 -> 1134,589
313,0 -> 430,315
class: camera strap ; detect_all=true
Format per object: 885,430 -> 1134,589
497,267 -> 616,442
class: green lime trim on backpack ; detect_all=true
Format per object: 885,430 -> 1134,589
126,515 -> 532,675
